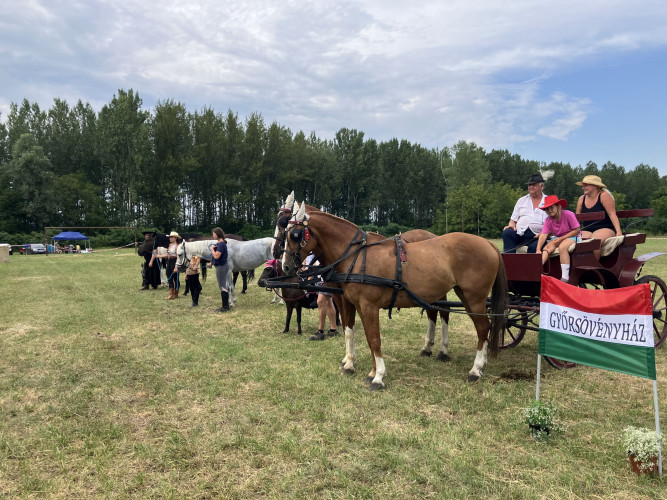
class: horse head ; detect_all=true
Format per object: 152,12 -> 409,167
257,259 -> 281,288
175,240 -> 189,272
282,202 -> 316,275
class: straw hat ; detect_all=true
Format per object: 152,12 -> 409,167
576,175 -> 607,188
539,195 -> 568,210
168,231 -> 181,239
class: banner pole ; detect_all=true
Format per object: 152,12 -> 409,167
536,355 -> 542,401
653,379 -> 662,477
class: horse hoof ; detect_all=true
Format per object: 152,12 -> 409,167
467,374 -> 480,383
436,352 -> 451,362
368,382 -> 385,391
364,376 -> 373,385
340,364 -> 355,375
419,349 -> 432,357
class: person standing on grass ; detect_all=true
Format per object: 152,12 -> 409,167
151,231 -> 181,299
303,253 -> 338,341
210,227 -> 230,313
185,254 -> 202,308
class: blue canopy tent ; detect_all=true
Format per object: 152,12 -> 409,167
51,231 -> 90,253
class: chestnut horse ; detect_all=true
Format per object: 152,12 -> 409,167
281,203 -> 508,389
271,194 -> 451,368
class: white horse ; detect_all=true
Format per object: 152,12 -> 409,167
176,237 -> 273,306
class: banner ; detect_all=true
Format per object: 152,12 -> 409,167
538,276 -> 656,380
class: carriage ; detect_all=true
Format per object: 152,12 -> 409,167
499,208 -> 666,369
267,199 -> 665,388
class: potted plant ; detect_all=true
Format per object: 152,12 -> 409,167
621,426 -> 662,476
521,399 -> 563,440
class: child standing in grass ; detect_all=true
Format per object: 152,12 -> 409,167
535,195 -> 581,282
185,254 -> 202,308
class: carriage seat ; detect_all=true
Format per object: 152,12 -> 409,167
599,233 -> 640,257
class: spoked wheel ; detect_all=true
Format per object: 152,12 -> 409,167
544,356 -> 577,370
500,310 -> 527,349
635,275 -> 667,348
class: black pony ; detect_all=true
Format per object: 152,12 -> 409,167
257,259 -> 318,335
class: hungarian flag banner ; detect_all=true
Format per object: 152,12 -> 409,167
538,276 -> 656,380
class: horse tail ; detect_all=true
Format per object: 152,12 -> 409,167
247,269 -> 255,283
488,243 -> 509,357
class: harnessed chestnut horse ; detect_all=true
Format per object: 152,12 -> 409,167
272,196 -> 451,363
281,203 -> 508,389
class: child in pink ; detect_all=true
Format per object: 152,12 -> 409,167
536,195 -> 581,282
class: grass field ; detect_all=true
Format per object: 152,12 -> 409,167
0,239 -> 666,498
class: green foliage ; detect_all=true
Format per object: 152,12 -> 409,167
521,400 -> 564,440
0,93 -> 664,240
621,426 -> 662,471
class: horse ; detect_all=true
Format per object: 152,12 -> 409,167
138,232 -> 256,291
176,237 -> 273,306
281,202 -> 508,389
271,194 -> 451,366
257,259 -> 318,334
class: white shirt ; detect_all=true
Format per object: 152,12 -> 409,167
510,193 -> 548,235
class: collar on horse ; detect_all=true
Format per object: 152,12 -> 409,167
288,222 -> 415,318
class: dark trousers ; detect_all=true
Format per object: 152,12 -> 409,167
166,259 -> 179,290
502,228 -> 539,254
188,274 -> 202,305
143,255 -> 161,288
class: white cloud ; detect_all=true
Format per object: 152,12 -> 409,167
1,0 -> 666,172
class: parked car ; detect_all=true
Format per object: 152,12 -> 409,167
27,243 -> 46,254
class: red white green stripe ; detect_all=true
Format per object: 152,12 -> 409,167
539,276 -> 656,380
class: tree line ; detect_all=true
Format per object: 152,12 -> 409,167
1,88 -> 666,246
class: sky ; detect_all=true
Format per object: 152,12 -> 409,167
1,0 -> 666,176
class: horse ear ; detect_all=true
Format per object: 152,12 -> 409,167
296,201 -> 307,222
284,191 -> 295,210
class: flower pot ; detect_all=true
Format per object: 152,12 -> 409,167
628,454 -> 658,476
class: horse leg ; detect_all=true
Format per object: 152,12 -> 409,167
456,290 -> 492,382
420,309 -> 437,357
336,296 -> 356,375
271,291 -> 280,304
283,304 -> 293,333
226,270 -> 236,306
358,305 -> 385,390
296,306 -> 302,335
436,311 -> 451,362
241,271 -> 248,294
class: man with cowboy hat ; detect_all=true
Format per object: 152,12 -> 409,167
502,172 -> 550,253
138,230 -> 161,290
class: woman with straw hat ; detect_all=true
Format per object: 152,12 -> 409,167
575,175 -> 622,259
152,231 -> 182,300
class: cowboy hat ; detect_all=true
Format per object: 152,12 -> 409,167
142,230 -> 156,235
168,231 -> 181,238
539,195 -> 568,210
526,173 -> 545,184
576,175 -> 607,188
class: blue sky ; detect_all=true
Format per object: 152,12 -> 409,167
1,0 -> 666,176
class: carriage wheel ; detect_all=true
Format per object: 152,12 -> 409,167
634,275 -> 667,348
544,356 -> 577,370
500,310 -> 527,349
